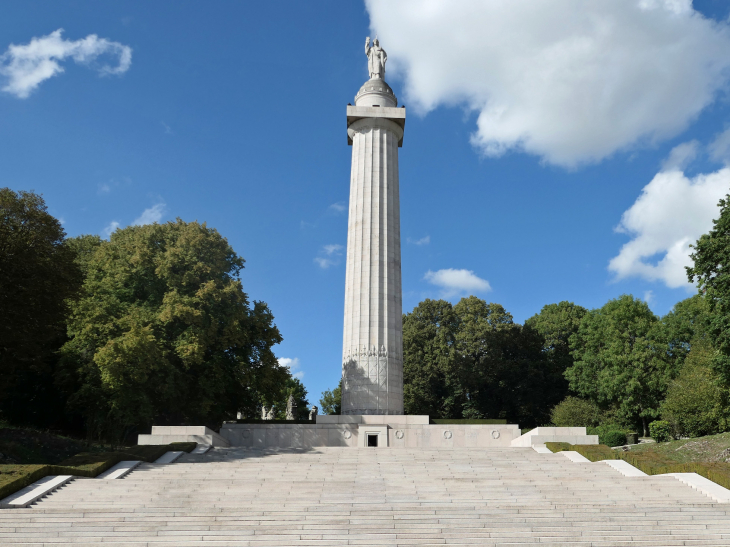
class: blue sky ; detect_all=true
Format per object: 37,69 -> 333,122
2,1 -> 730,404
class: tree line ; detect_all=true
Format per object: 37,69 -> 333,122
398,194 -> 730,438
0,188 -> 309,443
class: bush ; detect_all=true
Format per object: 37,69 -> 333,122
601,430 -> 627,447
649,420 -> 673,442
550,397 -> 602,427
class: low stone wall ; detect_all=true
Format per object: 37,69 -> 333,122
219,420 -> 521,449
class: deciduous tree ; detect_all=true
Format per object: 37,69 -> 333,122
61,219 -> 287,441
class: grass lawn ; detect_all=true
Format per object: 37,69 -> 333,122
0,427 -> 109,465
628,432 -> 730,464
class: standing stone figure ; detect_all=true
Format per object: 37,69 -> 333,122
286,394 -> 296,420
365,37 -> 387,80
309,406 -> 318,421
260,405 -> 268,420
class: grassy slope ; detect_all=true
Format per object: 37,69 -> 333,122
0,427 -> 107,465
628,432 -> 730,464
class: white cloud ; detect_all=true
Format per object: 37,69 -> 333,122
132,203 -> 165,226
661,141 -> 699,171
97,182 -> 111,195
365,0 -> 730,167
103,220 -> 120,238
329,202 -> 346,214
424,268 -> 491,298
609,167 -> 730,288
643,290 -> 655,305
278,357 -> 304,380
407,235 -> 430,245
315,244 -> 344,269
161,121 -> 173,135
323,244 -> 344,255
709,128 -> 730,165
0,29 -> 132,98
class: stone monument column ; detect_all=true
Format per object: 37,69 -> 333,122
341,38 -> 406,415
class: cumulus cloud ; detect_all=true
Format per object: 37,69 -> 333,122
424,268 -> 491,298
365,0 -> 730,167
710,128 -> 730,165
314,244 -> 344,269
0,29 -> 132,98
103,220 -> 120,238
407,235 -> 430,245
608,166 -> 730,288
661,141 -> 699,171
132,203 -> 165,226
278,357 -> 304,380
643,290 -> 655,305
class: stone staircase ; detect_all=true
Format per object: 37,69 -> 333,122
2,447 -> 730,546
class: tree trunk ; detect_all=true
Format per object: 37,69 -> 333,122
642,416 -> 648,438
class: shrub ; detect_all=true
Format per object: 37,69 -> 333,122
649,420 -> 673,442
601,430 -> 627,447
550,397 -> 602,427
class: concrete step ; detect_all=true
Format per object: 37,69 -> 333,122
3,447 -> 730,545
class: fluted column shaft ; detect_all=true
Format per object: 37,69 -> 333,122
341,117 -> 404,415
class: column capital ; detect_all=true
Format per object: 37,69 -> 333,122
347,105 -> 406,146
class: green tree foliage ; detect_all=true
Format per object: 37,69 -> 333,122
649,420 -> 673,442
567,294 -> 673,436
0,188 -> 81,426
61,219 -> 287,441
550,396 -> 602,428
269,376 -> 310,420
402,299 -> 459,417
688,195 -> 730,383
661,338 -> 728,438
654,294 -> 711,367
319,380 -> 342,415
402,296 -> 556,426
525,301 -> 587,408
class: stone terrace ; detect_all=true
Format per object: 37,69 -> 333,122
2,447 -> 730,546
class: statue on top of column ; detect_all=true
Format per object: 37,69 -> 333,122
365,36 -> 387,80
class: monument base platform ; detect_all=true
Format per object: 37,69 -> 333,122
219,415 -> 522,449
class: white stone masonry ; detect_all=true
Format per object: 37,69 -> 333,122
341,74 -> 406,415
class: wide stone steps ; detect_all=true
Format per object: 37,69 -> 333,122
2,447 -> 730,546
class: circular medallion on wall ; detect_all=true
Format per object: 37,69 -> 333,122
242,430 -> 250,439
443,430 -> 452,439
491,430 -> 500,439
344,431 -> 352,439
395,430 -> 404,439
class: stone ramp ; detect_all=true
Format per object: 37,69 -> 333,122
2,447 -> 730,546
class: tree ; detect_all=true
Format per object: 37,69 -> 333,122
269,376 -> 310,420
452,297 -> 550,426
661,338 -> 728,438
687,195 -> 730,383
0,188 -> 81,426
402,299 -> 459,417
653,294 -> 710,367
319,379 -> 342,415
61,219 -> 287,441
525,301 -> 587,409
550,396 -> 602,428
566,294 -> 670,436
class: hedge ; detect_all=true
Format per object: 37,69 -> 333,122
0,442 -> 197,502
546,442 -> 730,490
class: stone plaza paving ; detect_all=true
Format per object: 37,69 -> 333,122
2,446 -> 730,546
